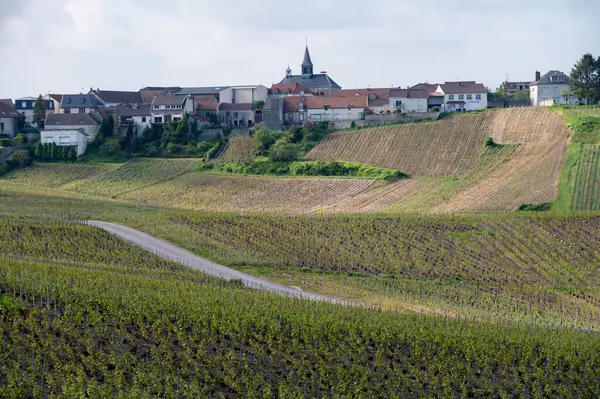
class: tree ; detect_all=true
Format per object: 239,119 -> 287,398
253,128 -> 276,154
68,147 -> 77,162
123,124 -> 134,152
99,138 -> 122,157
49,142 -> 57,160
254,100 -> 265,110
570,53 -> 600,104
511,90 -> 530,101
495,87 -> 507,98
268,138 -> 299,162
34,141 -> 42,159
113,113 -> 120,136
16,114 -> 25,132
561,88 -> 573,104
32,95 -> 46,128
6,149 -> 32,167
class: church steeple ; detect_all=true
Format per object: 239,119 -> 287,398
301,45 -> 314,76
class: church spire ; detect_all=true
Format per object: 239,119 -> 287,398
301,45 -> 314,76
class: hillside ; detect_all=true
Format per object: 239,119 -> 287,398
1,213 -> 600,396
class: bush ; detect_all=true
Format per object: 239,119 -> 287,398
166,143 -> 181,154
0,139 -> 11,147
268,139 -> 299,162
184,144 -> 197,154
99,138 -> 123,157
518,203 -> 553,212
485,137 -> 499,148
6,149 -> 32,168
430,106 -> 441,112
253,128 -> 277,153
12,134 -> 27,146
145,145 -> 160,157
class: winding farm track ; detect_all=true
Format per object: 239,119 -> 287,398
86,221 -> 359,306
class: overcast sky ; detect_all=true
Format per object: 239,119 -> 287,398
0,0 -> 598,98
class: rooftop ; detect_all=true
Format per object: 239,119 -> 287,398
530,70 -> 571,86
151,94 -> 187,106
115,103 -> 151,117
45,113 -> 100,126
439,81 -> 487,95
91,89 -> 143,104
0,102 -> 21,118
60,94 -> 104,108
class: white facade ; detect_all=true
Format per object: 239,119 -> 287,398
62,107 -> 97,114
44,124 -> 100,142
221,110 -> 256,126
41,130 -> 88,156
436,91 -> 487,111
0,118 -> 17,137
530,85 -> 576,106
151,97 -> 195,124
389,97 -> 428,113
121,116 -> 151,136
307,107 -> 365,121
231,85 -> 269,104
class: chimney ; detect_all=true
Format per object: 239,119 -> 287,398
535,70 -> 541,82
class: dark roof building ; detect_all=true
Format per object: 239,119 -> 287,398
0,102 -> 21,118
530,70 -> 570,86
14,97 -> 54,111
278,45 -> 341,94
60,94 -> 105,109
151,94 -> 187,107
45,113 -> 100,127
439,81 -> 487,94
0,99 -> 14,107
115,103 -> 151,117
90,89 -> 143,105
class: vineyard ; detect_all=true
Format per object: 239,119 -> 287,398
216,136 -> 256,163
1,214 -> 600,397
571,144 -> 600,210
120,173 -> 377,213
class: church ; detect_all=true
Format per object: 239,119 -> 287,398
278,46 -> 342,95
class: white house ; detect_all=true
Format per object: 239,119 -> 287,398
44,113 -> 101,142
151,94 -> 195,124
0,102 -> 20,137
41,129 -> 88,156
115,103 -> 151,136
389,88 -> 430,113
529,70 -> 576,106
307,95 -> 367,121
435,81 -> 487,111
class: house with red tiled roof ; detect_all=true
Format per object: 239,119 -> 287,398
435,81 -> 487,111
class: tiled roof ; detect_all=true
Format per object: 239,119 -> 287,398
140,89 -> 167,104
283,97 -> 302,113
190,114 -> 209,122
151,94 -> 186,106
194,95 -> 219,111
60,94 -> 104,109
220,103 -> 254,111
0,99 -> 14,107
271,83 -> 313,95
530,70 -> 570,86
115,104 -> 151,117
174,87 -> 231,95
0,102 -> 21,118
389,88 -> 430,99
333,88 -> 390,100
91,90 -> 143,104
48,94 -> 63,103
439,81 -> 487,95
45,113 -> 100,126
279,74 -> 341,91
369,98 -> 389,107
411,83 -> 439,92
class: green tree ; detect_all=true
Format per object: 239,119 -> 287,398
254,100 -> 265,110
570,53 -> 600,104
253,128 -> 276,154
41,143 -> 49,161
32,95 -> 46,128
56,146 -> 65,161
34,141 -> 42,159
99,138 -> 122,157
511,90 -> 530,101
5,149 -> 32,167
49,142 -> 57,160
495,86 -> 507,98
113,112 -> 120,136
561,88 -> 573,104
62,146 -> 70,161
268,138 -> 299,162
123,124 -> 134,152
15,114 -> 25,132
68,147 -> 77,162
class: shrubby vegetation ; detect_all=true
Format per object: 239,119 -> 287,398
205,160 -> 406,180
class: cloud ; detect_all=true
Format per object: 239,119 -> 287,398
0,0 -> 598,98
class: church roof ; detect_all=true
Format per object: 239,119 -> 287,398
302,46 -> 313,67
279,74 -> 341,90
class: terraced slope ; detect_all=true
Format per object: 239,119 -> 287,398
572,144 -> 600,210
1,163 -> 116,188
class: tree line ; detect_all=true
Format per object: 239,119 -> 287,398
570,53 -> 600,104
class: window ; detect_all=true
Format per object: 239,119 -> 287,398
66,98 -> 72,104
288,114 -> 294,121
310,114 -> 321,120
80,98 -> 85,104
173,117 -> 181,122
448,95 -> 454,100
79,108 -> 85,113
141,117 -> 147,123
395,100 -> 402,107
64,109 -> 71,114
299,114 -> 304,121
324,105 -> 330,111
234,112 -> 239,118
154,116 -> 163,123
476,94 -> 482,100
226,112 -> 231,118
0,122 -> 4,132
21,101 -> 27,108
348,111 -> 353,119
466,94 -> 473,100
358,112 -> 365,120
458,94 -> 464,100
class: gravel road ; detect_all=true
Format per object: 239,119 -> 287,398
86,221 -> 359,306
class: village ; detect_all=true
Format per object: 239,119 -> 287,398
0,45 -> 580,157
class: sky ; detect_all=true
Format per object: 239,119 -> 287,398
0,0 -> 599,99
